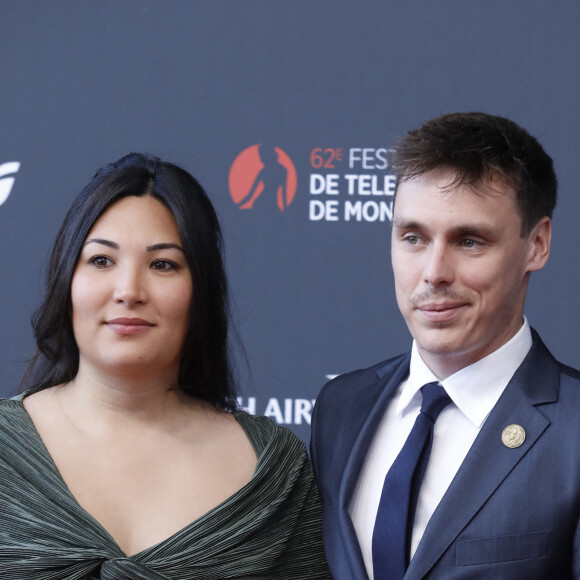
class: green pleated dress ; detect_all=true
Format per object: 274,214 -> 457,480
0,400 -> 331,579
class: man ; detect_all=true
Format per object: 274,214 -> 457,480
311,112 -> 580,579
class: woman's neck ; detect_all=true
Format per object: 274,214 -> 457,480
55,363 -> 198,433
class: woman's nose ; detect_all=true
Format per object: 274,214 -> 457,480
112,267 -> 147,306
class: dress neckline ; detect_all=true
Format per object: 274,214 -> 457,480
8,399 -> 261,558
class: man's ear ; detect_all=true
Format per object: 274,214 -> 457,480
526,217 -> 551,273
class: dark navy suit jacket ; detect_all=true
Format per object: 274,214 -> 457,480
311,330 -> 580,579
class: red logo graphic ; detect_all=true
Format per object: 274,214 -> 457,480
229,145 -> 297,212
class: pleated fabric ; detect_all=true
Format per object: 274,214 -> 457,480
0,400 -> 331,579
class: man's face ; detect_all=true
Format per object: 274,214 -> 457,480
391,168 -> 550,379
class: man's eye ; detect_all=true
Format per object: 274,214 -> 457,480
462,239 -> 477,248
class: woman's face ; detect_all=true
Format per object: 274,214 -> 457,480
71,195 -> 193,382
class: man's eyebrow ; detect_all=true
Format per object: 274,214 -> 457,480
392,219 -> 422,229
392,220 -> 498,238
146,243 -> 185,253
451,225 -> 497,238
83,238 -> 119,249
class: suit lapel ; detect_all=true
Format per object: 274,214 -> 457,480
338,355 -> 411,579
405,334 -> 558,579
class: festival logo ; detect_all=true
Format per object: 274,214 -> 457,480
0,161 -> 20,206
228,144 -> 396,223
229,145 -> 297,212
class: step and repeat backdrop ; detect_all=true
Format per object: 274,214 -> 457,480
1,2 -> 579,442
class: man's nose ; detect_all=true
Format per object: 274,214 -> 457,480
423,243 -> 455,286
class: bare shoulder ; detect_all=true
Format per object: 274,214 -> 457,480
187,399 -> 258,461
21,387 -> 64,427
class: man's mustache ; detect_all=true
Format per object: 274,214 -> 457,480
409,287 -> 471,307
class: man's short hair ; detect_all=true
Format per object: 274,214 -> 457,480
390,112 -> 557,235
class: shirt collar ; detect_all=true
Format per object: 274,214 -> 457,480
397,317 -> 533,427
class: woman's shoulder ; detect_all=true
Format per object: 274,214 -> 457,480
233,410 -> 303,441
0,395 -> 39,428
0,397 -> 37,447
0,396 -> 26,418
234,411 -> 308,457
0,391 -> 33,415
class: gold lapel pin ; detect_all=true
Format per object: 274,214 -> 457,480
501,424 -> 526,449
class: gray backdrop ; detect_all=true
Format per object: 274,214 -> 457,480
1,1 -> 579,442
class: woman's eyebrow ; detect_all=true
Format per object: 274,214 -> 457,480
146,243 -> 185,253
81,240 -> 185,253
83,238 -> 118,249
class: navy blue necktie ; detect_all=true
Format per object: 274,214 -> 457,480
372,382 -> 451,580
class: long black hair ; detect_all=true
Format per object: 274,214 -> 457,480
21,153 -> 238,411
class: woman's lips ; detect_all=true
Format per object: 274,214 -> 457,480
106,318 -> 155,335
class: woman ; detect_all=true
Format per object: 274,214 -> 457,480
0,153 -> 330,579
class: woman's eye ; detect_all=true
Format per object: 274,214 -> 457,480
151,260 -> 177,271
89,255 -> 112,268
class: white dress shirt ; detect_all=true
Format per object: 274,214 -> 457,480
348,318 -> 533,580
